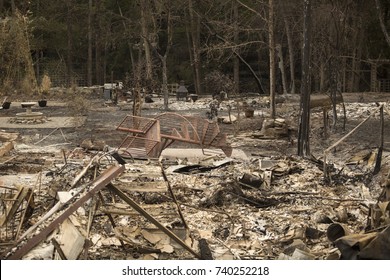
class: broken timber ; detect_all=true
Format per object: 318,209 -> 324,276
3,164 -> 125,260
3,159 -> 202,259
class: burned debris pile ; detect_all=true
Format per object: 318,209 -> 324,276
1,140 -> 389,260
1,93 -> 390,260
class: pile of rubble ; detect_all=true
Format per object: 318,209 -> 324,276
1,93 -> 390,260
0,132 -> 389,260
8,116 -> 50,125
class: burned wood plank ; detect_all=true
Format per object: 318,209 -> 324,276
54,218 -> 85,260
0,187 -> 31,227
3,164 -> 125,260
15,189 -> 34,240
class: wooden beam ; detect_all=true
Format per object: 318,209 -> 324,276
3,164 -> 125,260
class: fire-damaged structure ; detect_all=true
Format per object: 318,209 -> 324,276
116,113 -> 232,159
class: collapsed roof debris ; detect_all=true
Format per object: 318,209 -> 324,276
1,92 -> 390,260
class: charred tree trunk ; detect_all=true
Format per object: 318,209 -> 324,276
276,44 -> 288,94
375,0 -> 390,48
66,0 -> 74,86
350,16 -> 363,92
233,1 -> 240,94
152,7 -> 173,111
281,3 -> 296,94
188,0 -> 202,96
298,0 -> 312,157
139,0 -> 153,80
10,0 -> 15,13
94,0 -> 103,85
329,57 -> 340,131
133,50 -> 143,117
87,0 -> 93,86
117,2 -> 136,77
268,0 -> 276,118
286,25 -> 296,93
161,55 -> 169,110
319,62 -> 326,92
95,34 -> 102,84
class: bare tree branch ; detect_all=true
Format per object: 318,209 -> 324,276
202,20 -> 266,94
375,0 -> 390,48
236,0 -> 267,22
